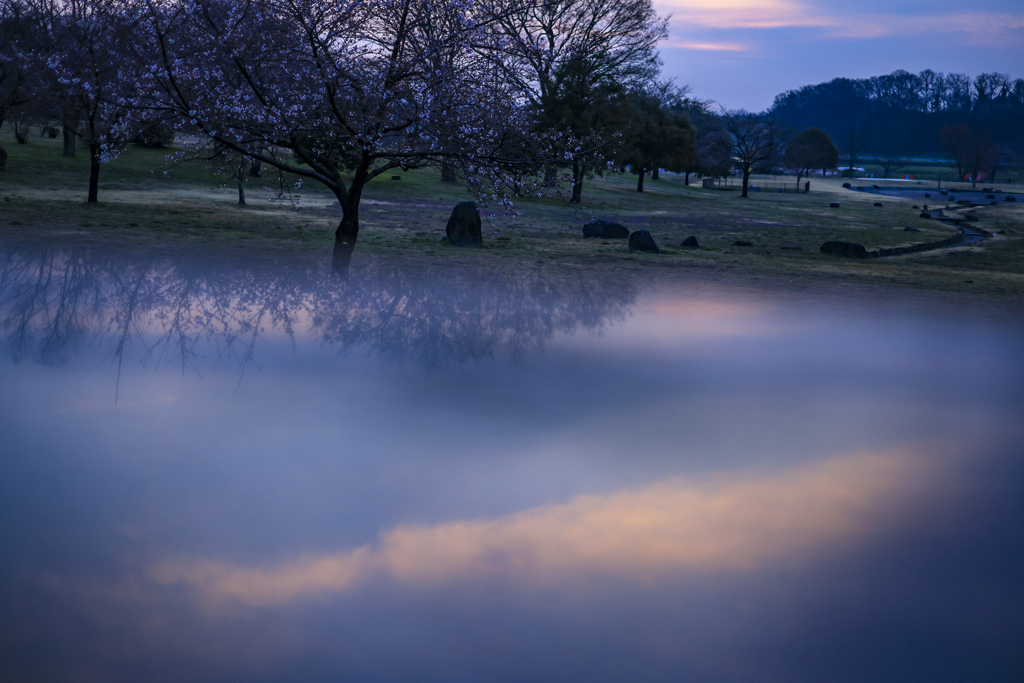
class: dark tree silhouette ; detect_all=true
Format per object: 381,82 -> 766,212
783,127 -> 838,187
721,111 -> 785,198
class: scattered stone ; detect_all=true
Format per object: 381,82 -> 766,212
940,190 -> 948,195
445,201 -> 482,246
583,220 -> 629,239
872,184 -> 881,189
874,202 -> 883,207
681,235 -> 700,248
842,182 -> 851,188
924,193 -> 931,198
904,227 -> 921,232
830,202 -> 840,208
1006,196 -> 1016,202
820,241 -> 869,258
628,230 -> 660,252
986,194 -> 996,199
733,240 -> 753,247
913,205 -> 920,209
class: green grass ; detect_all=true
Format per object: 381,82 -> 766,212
2,125 -> 1024,303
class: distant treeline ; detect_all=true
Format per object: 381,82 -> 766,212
771,70 -> 1024,158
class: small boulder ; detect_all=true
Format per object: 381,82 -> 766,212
919,212 -> 932,219
912,205 -> 920,209
628,230 -> 660,252
681,236 -> 700,248
874,202 -> 883,207
733,240 -> 753,247
830,202 -> 840,208
842,182 -> 851,188
924,193 -> 931,198
445,201 -> 482,246
872,184 -> 881,189
821,241 -> 868,258
1006,196 -> 1016,202
583,220 -> 630,239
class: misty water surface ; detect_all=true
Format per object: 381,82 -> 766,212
1,244 -> 1022,683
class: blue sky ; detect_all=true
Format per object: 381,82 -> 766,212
654,0 -> 1024,110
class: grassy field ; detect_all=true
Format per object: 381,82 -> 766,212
2,126 -> 1024,309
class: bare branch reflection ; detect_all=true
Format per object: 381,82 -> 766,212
0,245 -> 640,378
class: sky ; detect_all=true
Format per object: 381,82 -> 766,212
654,0 -> 1024,111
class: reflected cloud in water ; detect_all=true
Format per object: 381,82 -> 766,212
1,243 -> 1022,683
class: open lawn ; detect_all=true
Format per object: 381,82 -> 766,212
2,126 -> 1024,310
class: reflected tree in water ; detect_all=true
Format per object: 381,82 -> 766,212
0,246 -> 640,384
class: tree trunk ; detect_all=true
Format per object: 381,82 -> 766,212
88,143 -> 101,203
741,168 -> 751,198
636,169 -> 645,193
249,161 -> 261,178
237,178 -> 246,205
441,162 -> 456,182
651,168 -> 659,180
684,171 -> 690,186
13,121 -> 29,143
62,126 -> 76,157
544,164 -> 557,187
570,162 -> 583,204
332,181 -> 363,275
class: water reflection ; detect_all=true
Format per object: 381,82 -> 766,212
1,242 -> 1023,683
0,245 -> 638,375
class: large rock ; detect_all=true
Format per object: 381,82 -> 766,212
583,220 -> 630,239
820,241 -> 869,258
628,230 -> 660,252
681,236 -> 700,248
445,201 -> 482,246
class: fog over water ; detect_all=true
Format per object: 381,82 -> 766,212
1,244 -> 1022,682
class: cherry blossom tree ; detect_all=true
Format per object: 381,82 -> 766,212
25,0 -> 147,201
0,0 -> 33,131
134,0 -> 543,272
